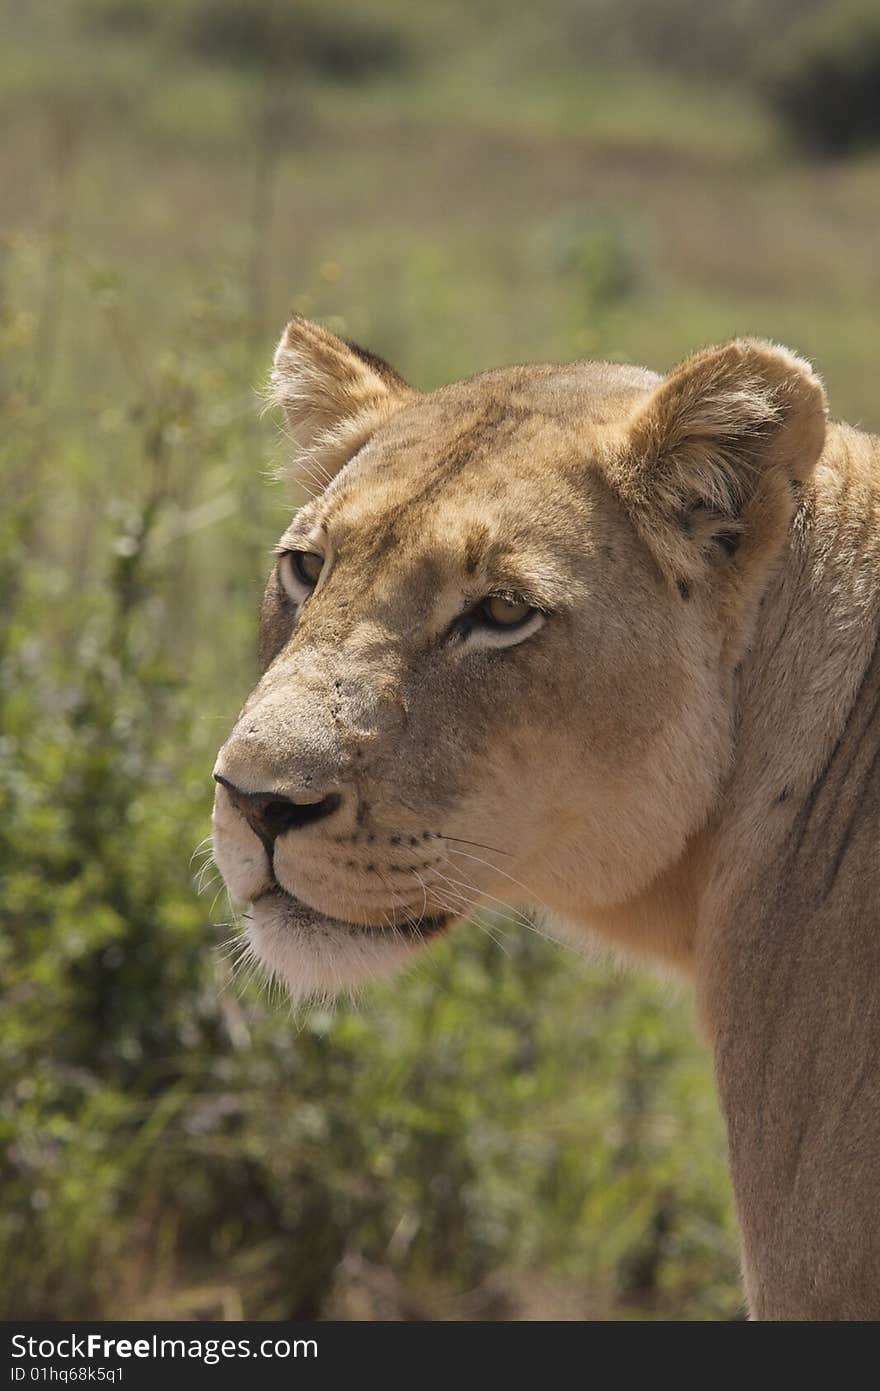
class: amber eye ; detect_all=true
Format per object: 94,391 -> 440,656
292,551 -> 323,585
480,594 -> 535,628
281,549 -> 324,601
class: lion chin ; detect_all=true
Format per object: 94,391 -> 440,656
242,888 -> 451,1005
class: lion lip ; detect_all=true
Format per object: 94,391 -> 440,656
252,882 -> 451,940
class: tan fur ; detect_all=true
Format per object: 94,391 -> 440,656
214,319 -> 880,1319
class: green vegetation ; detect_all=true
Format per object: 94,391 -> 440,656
763,1 -> 880,154
78,0 -> 412,80
2,0 -> 878,1321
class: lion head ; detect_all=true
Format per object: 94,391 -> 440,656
212,317 -> 825,1001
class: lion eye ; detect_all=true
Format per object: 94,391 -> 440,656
293,551 -> 323,585
480,594 -> 535,628
281,549 -> 324,601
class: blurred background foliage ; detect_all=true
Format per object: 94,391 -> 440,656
1,0 -> 879,1322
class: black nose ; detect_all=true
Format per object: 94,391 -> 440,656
214,774 -> 341,846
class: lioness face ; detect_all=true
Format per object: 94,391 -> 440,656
213,321 -> 825,999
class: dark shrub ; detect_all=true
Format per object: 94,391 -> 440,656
763,1 -> 880,155
182,0 -> 409,81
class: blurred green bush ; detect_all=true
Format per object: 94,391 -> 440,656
77,0 -> 411,80
552,213 -> 638,346
762,1 -> 880,154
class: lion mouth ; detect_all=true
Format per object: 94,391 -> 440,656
252,882 -> 451,941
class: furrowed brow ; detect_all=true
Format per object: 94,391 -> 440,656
278,510 -> 323,550
481,558 -> 566,611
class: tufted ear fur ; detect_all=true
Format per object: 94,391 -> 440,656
609,339 -> 828,594
269,316 -> 413,493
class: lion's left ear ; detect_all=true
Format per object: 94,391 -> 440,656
270,316 -> 413,492
609,339 -> 827,588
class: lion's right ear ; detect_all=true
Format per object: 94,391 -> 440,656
269,317 -> 413,492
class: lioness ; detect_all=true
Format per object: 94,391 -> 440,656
213,317 -> 880,1320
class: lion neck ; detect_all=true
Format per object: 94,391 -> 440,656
692,425 -> 880,1317
585,421 -> 880,983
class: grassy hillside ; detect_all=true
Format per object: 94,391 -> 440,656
2,0 -> 877,1320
